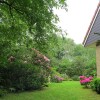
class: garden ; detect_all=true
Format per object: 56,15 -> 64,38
0,0 -> 100,100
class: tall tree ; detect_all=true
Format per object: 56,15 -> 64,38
0,0 -> 67,51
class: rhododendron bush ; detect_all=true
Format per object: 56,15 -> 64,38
32,48 -> 51,82
0,48 -> 51,92
32,48 -> 50,68
80,75 -> 93,88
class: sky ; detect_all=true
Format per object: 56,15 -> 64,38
55,0 -> 99,44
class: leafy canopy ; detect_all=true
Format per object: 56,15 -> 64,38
0,0 -> 67,51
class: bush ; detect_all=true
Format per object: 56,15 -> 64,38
53,75 -> 64,83
71,75 -> 79,81
79,76 -> 93,88
0,62 -> 49,92
61,74 -> 69,81
51,75 -> 64,83
50,69 -> 64,83
91,78 -> 100,94
0,48 -> 51,92
0,89 -> 7,97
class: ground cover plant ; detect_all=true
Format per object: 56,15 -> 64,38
0,81 -> 100,100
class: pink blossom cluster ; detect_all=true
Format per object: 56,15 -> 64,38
32,48 -> 50,62
79,75 -> 93,85
32,48 -> 51,69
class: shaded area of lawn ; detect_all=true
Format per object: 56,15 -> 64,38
0,81 -> 100,100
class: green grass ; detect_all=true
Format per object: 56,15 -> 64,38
0,81 -> 100,100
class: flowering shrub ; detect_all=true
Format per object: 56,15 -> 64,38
80,75 -> 93,88
32,48 -> 50,69
53,75 -> 64,83
32,48 -> 51,82
0,48 -> 51,92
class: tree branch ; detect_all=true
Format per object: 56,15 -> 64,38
0,0 -> 13,17
0,0 -> 22,17
0,0 -> 10,6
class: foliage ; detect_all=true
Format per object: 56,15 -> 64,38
60,74 -> 69,81
50,68 -> 62,83
0,89 -> 7,97
0,48 -> 51,92
79,76 -> 93,88
51,37 -> 96,79
52,75 -> 64,83
91,78 -> 100,94
84,58 -> 96,77
0,0 -> 67,92
0,62 -> 45,91
0,0 -> 97,93
0,0 -> 67,53
71,75 -> 79,81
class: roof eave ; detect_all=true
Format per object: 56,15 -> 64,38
83,2 -> 100,47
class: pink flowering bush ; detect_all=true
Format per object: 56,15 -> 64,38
53,75 -> 64,83
80,75 -> 93,88
32,48 -> 50,69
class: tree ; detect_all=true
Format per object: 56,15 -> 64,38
50,37 -> 96,78
0,0 -> 67,52
0,0 -> 68,91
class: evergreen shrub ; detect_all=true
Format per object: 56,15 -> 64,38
91,78 -> 100,94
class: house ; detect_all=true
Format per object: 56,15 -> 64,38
83,2 -> 100,77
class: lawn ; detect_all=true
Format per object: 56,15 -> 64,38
0,81 -> 100,100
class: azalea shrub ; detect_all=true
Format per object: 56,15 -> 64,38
80,76 -> 93,88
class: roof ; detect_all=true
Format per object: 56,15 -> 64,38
83,1 -> 100,47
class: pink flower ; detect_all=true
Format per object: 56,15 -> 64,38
38,60 -> 41,62
89,76 -> 93,80
84,78 -> 91,83
80,76 -> 86,79
43,56 -> 50,62
80,76 -> 93,85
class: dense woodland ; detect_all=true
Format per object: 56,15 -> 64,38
0,0 -> 96,94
